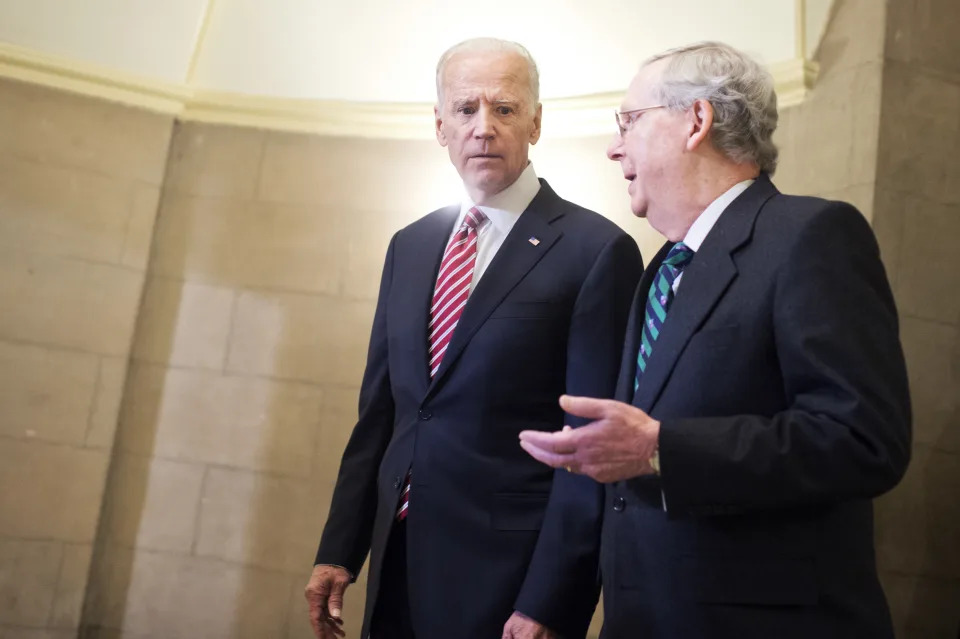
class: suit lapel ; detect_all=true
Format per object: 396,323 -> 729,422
427,181 -> 564,395
615,242 -> 671,403
634,176 -> 779,411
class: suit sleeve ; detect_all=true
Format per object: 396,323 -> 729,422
314,234 -> 398,576
658,203 -> 911,515
514,232 -> 643,637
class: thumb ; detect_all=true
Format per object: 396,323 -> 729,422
559,394 -> 612,420
328,579 -> 349,619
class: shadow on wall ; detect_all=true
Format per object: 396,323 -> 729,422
80,119 -> 209,637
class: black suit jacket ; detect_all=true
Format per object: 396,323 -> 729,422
600,176 -> 911,639
316,180 -> 643,639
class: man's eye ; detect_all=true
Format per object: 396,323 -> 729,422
496,106 -> 513,115
459,106 -> 476,115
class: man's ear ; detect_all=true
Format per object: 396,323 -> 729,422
529,103 -> 543,145
686,98 -> 713,152
435,104 -> 448,147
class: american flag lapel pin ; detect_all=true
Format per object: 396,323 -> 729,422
528,237 -> 540,246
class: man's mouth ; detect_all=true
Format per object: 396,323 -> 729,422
471,154 -> 502,160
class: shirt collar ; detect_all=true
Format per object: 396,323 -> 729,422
459,163 -> 541,234
682,179 -> 755,252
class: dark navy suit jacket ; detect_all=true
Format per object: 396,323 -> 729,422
601,175 -> 911,639
316,180 -> 643,638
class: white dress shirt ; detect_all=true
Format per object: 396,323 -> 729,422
450,162 -> 541,292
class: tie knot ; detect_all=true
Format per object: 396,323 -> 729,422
664,242 -> 694,269
463,207 -> 488,231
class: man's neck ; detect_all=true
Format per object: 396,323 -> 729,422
689,159 -> 758,209
666,164 -> 759,242
466,163 -> 538,210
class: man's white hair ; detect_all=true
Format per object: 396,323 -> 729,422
435,37 -> 540,113
646,41 -> 779,174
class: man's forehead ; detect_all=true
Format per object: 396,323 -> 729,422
447,86 -> 524,100
446,49 -> 523,70
623,61 -> 664,107
443,77 -> 529,105
444,51 -> 527,82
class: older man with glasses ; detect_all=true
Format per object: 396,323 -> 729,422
521,41 -> 911,639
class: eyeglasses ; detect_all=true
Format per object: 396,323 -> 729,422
614,105 -> 666,136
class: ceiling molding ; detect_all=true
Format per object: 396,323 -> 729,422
0,41 -> 818,139
0,41 -> 189,113
769,57 -> 820,108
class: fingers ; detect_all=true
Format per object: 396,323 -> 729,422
327,578 -> 349,619
519,439 -> 576,471
559,394 -> 615,419
308,600 -> 345,639
309,606 -> 345,639
326,617 -> 346,638
501,615 -> 518,639
305,587 -> 329,638
308,601 -> 324,638
304,569 -> 349,639
517,427 -> 577,454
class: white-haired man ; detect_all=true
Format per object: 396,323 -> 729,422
305,38 -> 642,639
520,41 -> 910,638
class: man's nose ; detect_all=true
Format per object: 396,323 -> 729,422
607,134 -> 624,161
474,106 -> 496,139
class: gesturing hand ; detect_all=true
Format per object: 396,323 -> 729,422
519,395 -> 660,483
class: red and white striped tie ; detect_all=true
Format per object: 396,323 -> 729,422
397,207 -> 487,521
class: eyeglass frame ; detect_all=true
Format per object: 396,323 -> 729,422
614,105 -> 666,136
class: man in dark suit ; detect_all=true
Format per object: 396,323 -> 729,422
520,41 -> 911,638
304,38 -> 642,639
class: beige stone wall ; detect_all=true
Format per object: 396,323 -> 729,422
0,78 -> 173,638
774,0 -> 885,218
872,0 -> 960,637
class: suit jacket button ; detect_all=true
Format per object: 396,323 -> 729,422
393,476 -> 402,489
613,496 -> 626,512
418,409 -> 432,421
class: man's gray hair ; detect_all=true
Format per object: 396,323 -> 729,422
435,37 -> 540,113
646,41 -> 779,174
